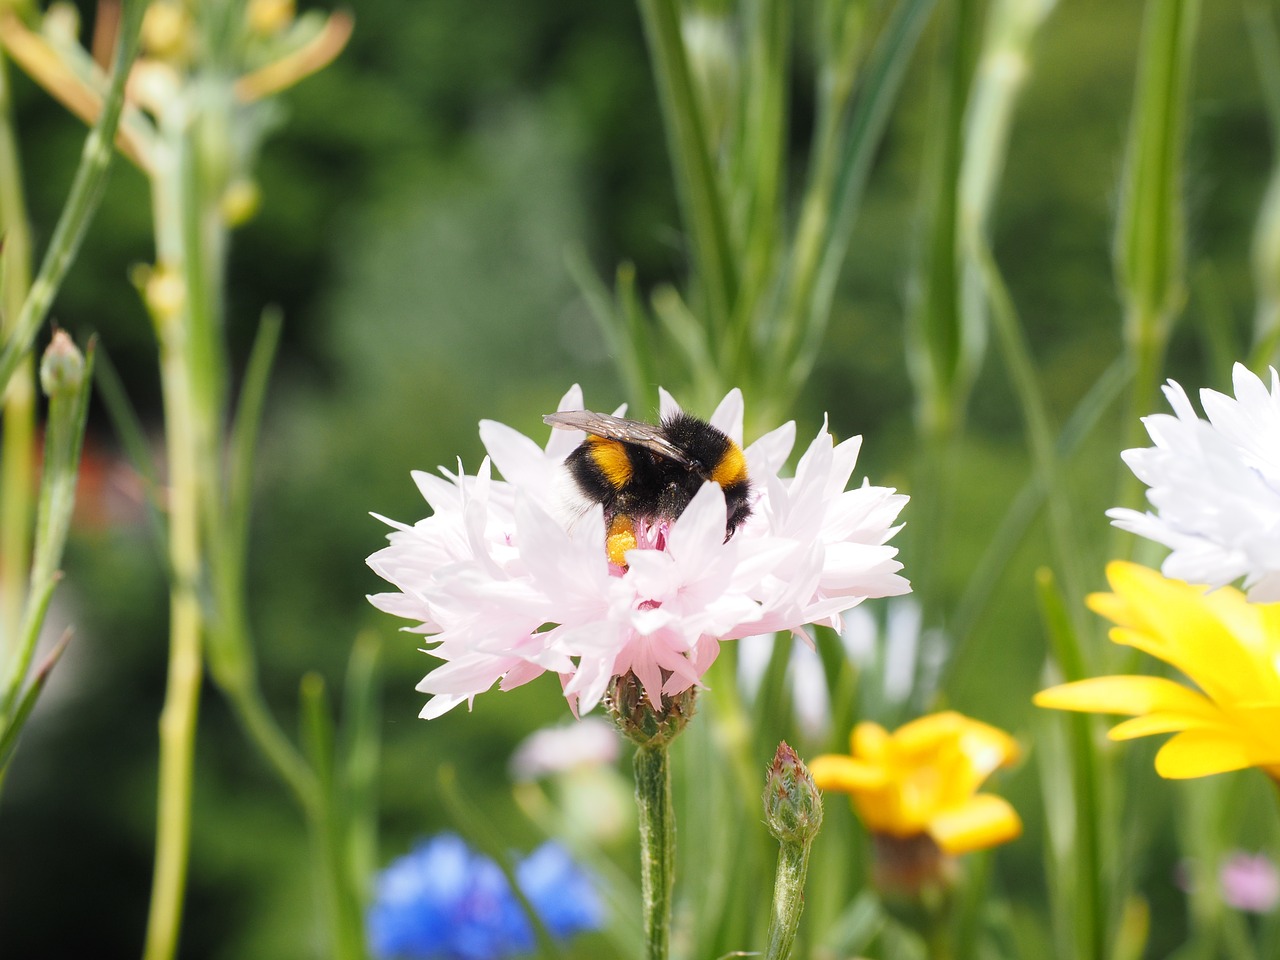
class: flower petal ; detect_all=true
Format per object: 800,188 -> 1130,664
928,794 -> 1023,855
1154,730 -> 1268,779
1033,674 -> 1218,720
810,755 -> 887,792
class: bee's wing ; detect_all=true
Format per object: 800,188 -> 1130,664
543,410 -> 693,467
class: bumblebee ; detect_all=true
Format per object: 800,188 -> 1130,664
544,409 -> 752,567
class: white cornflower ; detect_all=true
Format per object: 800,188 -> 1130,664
367,385 -> 910,719
1109,363 -> 1280,601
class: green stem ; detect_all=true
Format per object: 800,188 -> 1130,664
782,0 -> 938,401
143,308 -> 204,960
764,838 -> 811,960
226,684 -> 320,815
634,742 -> 674,960
636,0 -> 737,336
301,674 -> 366,960
976,241 -> 1087,630
0,45 -> 35,645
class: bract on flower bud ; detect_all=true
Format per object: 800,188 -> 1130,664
762,741 -> 823,844
606,671 -> 697,748
40,330 -> 85,398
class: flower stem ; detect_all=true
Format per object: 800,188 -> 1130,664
143,300 -> 205,960
0,44 -> 35,646
633,742 -> 674,960
764,838 -> 811,960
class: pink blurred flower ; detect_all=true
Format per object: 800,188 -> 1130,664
367,385 -> 909,719
1220,852 -> 1280,914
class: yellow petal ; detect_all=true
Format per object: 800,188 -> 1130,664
1034,675 -> 1217,718
1154,730 -> 1263,779
852,721 -> 890,762
1107,712 -> 1225,741
853,785 -> 914,836
892,711 -> 969,753
1098,564 -> 1272,704
928,794 -> 1022,855
809,755 -> 886,794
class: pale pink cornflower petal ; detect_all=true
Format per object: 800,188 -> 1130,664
509,717 -> 621,781
708,388 -> 745,443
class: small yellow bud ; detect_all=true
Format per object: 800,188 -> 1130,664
141,1 -> 192,61
139,263 -> 186,322
247,0 -> 294,37
219,179 -> 261,228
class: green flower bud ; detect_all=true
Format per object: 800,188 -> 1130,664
39,330 -> 85,398
763,741 -> 824,844
605,671 -> 696,748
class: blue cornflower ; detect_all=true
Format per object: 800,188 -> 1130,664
368,834 -> 603,960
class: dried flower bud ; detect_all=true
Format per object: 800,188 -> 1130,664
40,330 -> 85,398
763,741 -> 823,844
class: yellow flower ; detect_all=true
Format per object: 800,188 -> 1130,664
810,711 -> 1022,856
1034,561 -> 1280,780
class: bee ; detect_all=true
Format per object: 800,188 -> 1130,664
544,409 -> 753,566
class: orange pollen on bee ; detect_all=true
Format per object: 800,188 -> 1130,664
710,440 -> 747,487
606,515 -> 638,568
587,436 -> 633,489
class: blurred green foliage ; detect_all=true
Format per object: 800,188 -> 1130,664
0,0 -> 1277,957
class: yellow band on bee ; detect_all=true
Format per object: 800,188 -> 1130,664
587,436 -> 633,489
711,441 -> 747,487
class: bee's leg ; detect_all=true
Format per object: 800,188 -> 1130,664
606,515 -> 638,568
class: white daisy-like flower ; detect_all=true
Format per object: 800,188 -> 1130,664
367,385 -> 910,719
1109,363 -> 1280,601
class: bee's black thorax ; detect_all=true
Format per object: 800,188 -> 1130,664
564,412 -> 753,538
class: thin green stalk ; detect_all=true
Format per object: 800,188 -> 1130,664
301,674 -> 366,960
634,742 -> 674,960
1036,569 -> 1107,960
0,335 -> 92,714
947,359 -> 1126,658
730,0 -> 789,367
0,44 -> 35,644
0,334 -> 91,781
1111,0 -> 1198,527
976,241 -> 1087,632
781,0 -> 938,401
144,66 -> 213,960
906,0 -> 979,435
637,0 -> 737,336
0,0 -> 144,397
143,309 -> 204,960
438,764 -> 564,960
